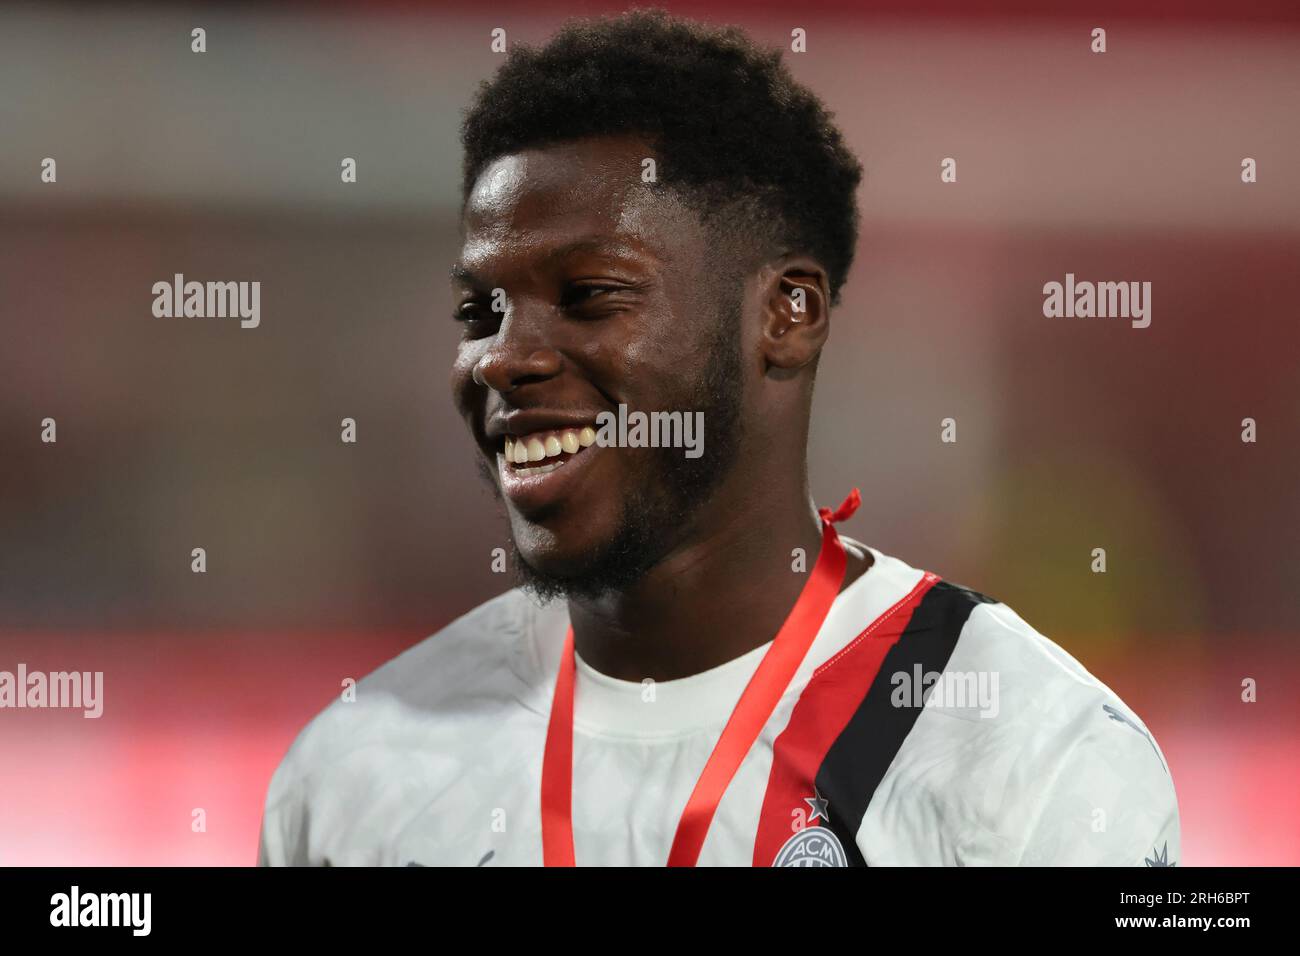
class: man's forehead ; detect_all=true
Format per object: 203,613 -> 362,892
464,137 -> 652,229
459,141 -> 703,273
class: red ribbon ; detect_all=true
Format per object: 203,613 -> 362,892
541,489 -> 861,866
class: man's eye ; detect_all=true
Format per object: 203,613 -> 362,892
560,285 -> 624,310
453,304 -> 499,338
453,303 -> 489,322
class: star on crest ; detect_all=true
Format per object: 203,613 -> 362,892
804,788 -> 829,824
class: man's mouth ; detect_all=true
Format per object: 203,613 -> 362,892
494,424 -> 605,514
502,426 -> 597,476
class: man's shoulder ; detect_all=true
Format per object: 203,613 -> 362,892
258,587 -> 553,865
858,551 -> 1153,729
861,565 -> 1179,863
274,587 -> 543,784
943,591 -> 1165,750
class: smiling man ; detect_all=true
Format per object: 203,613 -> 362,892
259,10 -> 1180,867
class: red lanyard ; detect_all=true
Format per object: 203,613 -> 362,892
540,489 -> 861,867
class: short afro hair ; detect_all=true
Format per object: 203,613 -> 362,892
460,9 -> 864,305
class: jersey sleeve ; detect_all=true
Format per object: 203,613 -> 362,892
257,754 -> 313,866
1016,712 -> 1180,866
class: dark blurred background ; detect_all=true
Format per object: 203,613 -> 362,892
1,0 -> 1297,864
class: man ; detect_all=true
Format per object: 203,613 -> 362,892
259,10 -> 1179,866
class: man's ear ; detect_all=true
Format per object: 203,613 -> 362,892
758,256 -> 831,372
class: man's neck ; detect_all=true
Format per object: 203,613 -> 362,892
566,490 -> 871,682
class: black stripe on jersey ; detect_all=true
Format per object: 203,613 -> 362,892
815,580 -> 997,866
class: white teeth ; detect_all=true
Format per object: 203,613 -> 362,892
501,425 -> 599,470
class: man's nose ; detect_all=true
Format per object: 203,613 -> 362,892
472,298 -> 563,393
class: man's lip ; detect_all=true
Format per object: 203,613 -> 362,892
484,409 -> 601,439
495,441 -> 601,512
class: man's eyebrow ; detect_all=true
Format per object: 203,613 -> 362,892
450,237 -> 654,286
542,237 -> 648,265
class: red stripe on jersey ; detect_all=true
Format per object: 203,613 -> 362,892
751,571 -> 941,866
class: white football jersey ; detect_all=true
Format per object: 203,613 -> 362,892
258,539 -> 1180,867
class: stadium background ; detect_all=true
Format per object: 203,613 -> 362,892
1,0 -> 1297,865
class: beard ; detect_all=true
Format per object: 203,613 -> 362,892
477,296 -> 745,604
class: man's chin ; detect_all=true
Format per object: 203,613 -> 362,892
511,555 -> 601,604
509,543 -> 631,604
511,558 -> 582,605
508,510 -> 674,604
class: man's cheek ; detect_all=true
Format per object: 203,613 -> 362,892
450,349 -> 480,405
474,456 -> 502,500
